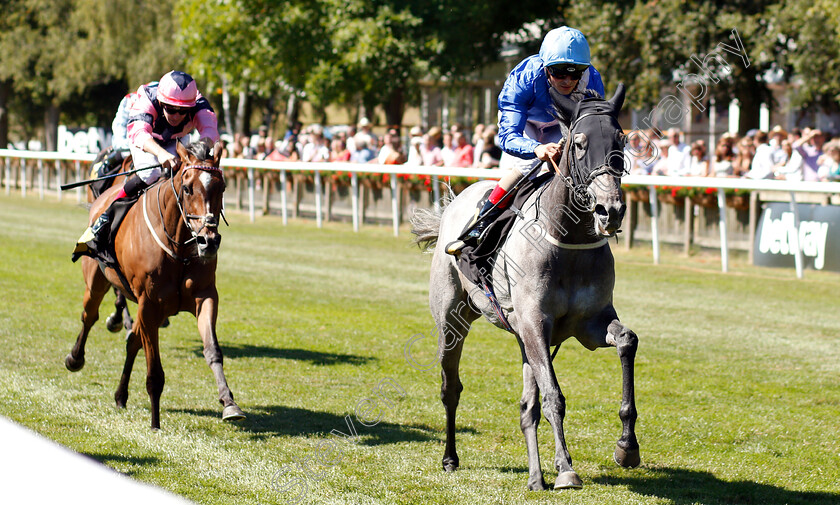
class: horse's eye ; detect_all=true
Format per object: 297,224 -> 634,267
574,133 -> 588,159
183,184 -> 193,195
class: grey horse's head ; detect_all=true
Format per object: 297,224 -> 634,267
550,84 -> 627,237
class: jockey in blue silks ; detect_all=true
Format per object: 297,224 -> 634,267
447,27 -> 605,255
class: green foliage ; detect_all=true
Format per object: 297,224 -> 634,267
0,0 -> 180,142
758,0 -> 840,111
4,0 -> 840,140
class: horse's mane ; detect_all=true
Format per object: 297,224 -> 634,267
184,139 -> 214,161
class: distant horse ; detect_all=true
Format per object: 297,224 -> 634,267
66,139 -> 244,429
86,149 -> 135,334
410,84 -> 639,490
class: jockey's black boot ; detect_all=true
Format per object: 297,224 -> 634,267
90,212 -> 110,247
445,199 -> 503,256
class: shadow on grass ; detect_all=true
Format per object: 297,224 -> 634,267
82,452 -> 161,477
172,404 -> 477,445
594,467 -> 840,505
190,344 -> 376,366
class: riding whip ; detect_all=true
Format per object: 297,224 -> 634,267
60,163 -> 163,191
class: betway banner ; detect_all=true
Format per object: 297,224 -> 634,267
57,125 -> 110,154
754,203 -> 840,272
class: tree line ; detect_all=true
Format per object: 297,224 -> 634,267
1,0 -> 837,150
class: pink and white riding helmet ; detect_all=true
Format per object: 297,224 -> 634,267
157,71 -> 198,108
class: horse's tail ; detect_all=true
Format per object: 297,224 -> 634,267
410,185 -> 454,252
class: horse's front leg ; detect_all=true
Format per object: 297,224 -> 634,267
519,319 -> 582,490
606,319 -> 640,468
196,292 -> 244,421
516,337 -> 548,491
135,297 -> 165,429
66,258 -> 110,372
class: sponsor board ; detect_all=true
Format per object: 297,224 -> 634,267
57,125 -> 111,154
754,202 -> 839,272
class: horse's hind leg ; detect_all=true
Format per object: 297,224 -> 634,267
432,265 -> 478,472
66,259 -> 110,371
106,288 -> 133,333
516,337 -> 548,491
114,329 -> 141,408
607,320 -> 640,468
196,293 -> 244,421
439,322 -> 467,473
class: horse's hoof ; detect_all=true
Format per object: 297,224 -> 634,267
105,315 -> 123,333
554,471 -> 583,490
614,445 -> 641,468
222,405 -> 245,421
442,457 -> 459,473
527,477 -> 549,491
114,392 -> 128,409
65,354 -> 84,372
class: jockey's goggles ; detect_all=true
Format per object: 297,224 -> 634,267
547,64 -> 588,80
163,105 -> 190,115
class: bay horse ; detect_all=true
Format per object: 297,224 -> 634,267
410,84 -> 639,490
66,139 -> 245,429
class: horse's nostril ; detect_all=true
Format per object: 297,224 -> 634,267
594,204 -> 608,218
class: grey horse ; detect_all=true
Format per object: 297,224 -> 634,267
410,84 -> 640,491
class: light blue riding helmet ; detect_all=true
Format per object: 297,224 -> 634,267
539,26 -> 591,68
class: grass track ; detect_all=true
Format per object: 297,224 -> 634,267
1,193 -> 839,505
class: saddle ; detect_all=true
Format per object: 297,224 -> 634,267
454,171 -> 554,329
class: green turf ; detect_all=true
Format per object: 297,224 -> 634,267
1,193 -> 839,505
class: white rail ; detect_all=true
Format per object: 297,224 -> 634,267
4,149 -> 840,276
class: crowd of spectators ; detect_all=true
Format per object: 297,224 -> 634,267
220,118 -> 840,183
220,117 -> 505,171
624,126 -> 840,182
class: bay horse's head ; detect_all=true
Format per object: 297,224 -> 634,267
174,139 -> 226,259
550,84 -> 627,237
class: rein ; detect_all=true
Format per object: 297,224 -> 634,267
528,107 -> 618,250
144,163 -> 223,262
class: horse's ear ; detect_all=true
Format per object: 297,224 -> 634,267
176,141 -> 188,160
608,83 -> 626,116
549,86 -> 577,123
213,141 -> 223,166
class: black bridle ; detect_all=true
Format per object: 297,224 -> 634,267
551,109 -> 624,212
